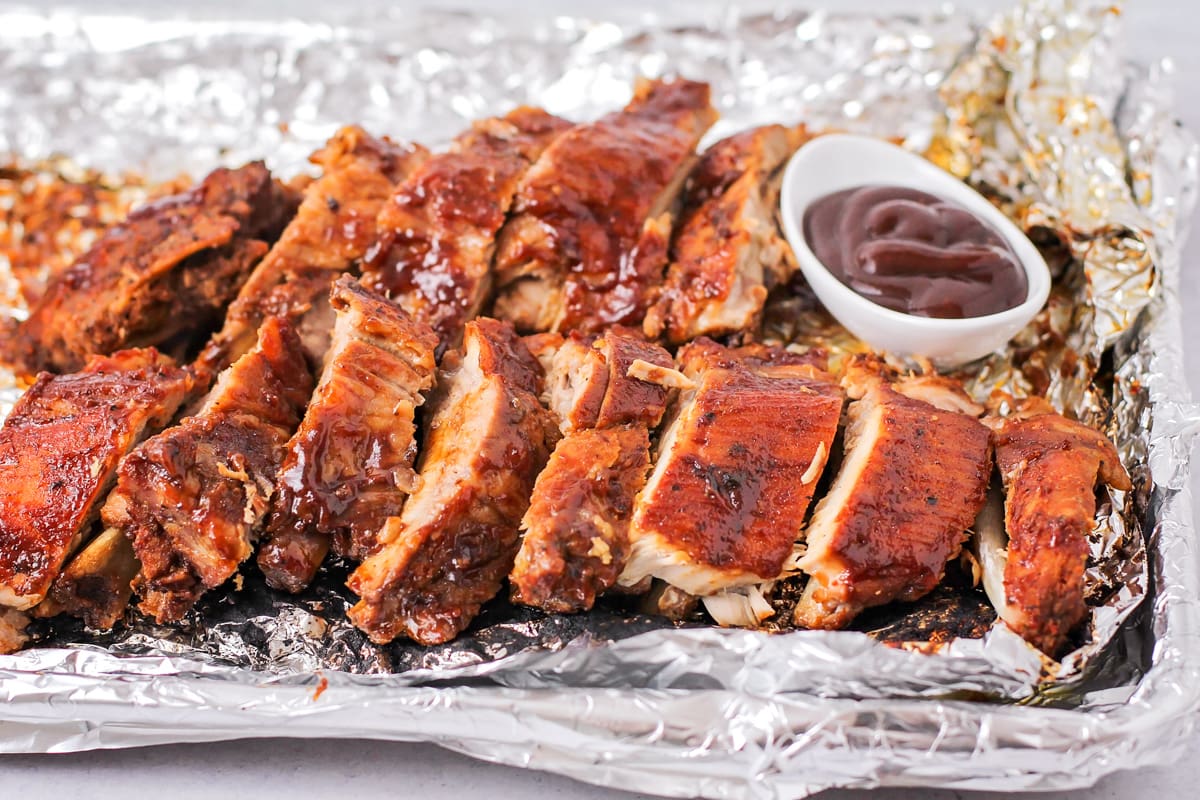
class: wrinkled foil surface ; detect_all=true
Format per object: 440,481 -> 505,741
1,1 -> 1199,797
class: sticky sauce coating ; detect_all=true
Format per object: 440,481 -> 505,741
803,185 -> 1027,318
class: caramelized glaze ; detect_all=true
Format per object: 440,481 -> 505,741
0,349 -> 192,609
493,78 -> 717,333
363,107 -> 571,349
12,163 -> 296,375
258,277 -> 438,593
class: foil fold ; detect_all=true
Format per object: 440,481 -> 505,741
0,1 -> 1198,797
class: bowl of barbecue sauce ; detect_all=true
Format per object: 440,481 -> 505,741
779,134 -> 1050,366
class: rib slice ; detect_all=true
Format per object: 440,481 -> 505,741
538,332 -> 609,433
793,357 -> 992,630
535,325 -> 676,435
198,127 -> 427,374
348,318 -> 555,645
592,327 -> 681,429
102,317 -> 312,623
511,425 -> 652,613
987,399 -> 1131,655
257,276 -> 439,594
644,124 -> 807,344
44,527 -> 139,630
11,163 -> 295,375
0,164 -> 189,308
0,349 -> 193,610
619,340 -> 844,604
361,108 -> 571,350
492,78 -> 717,333
0,608 -> 28,654
510,327 -> 675,613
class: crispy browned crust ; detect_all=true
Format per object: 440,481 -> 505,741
362,107 -> 571,350
794,356 -> 992,630
0,349 -> 193,610
990,399 -> 1131,655
493,78 -> 717,333
511,424 -> 651,613
347,318 -> 555,644
257,277 -> 438,593
198,127 -> 427,375
0,161 -> 191,307
11,163 -> 295,375
103,318 -> 312,623
645,124 -> 806,344
624,341 -> 844,593
675,336 -> 830,375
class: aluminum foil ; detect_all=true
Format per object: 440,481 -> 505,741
1,1 -> 1198,797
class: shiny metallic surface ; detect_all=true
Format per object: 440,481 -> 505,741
0,1 -> 1198,796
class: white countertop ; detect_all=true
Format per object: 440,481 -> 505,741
2,1 -> 1197,798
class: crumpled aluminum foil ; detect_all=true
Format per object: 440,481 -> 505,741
1,1 -> 1198,797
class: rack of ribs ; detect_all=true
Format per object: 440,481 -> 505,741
348,318 -> 556,645
510,327 -> 676,613
644,124 -> 807,345
10,162 -> 296,375
102,317 -> 312,623
617,339 -> 844,625
0,349 -> 193,611
793,356 -> 992,630
256,276 -> 439,594
986,398 -> 1132,655
198,127 -> 427,375
492,78 -> 717,334
361,107 -> 572,351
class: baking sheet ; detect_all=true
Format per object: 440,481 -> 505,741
0,1 -> 1198,797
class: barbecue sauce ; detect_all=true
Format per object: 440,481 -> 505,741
802,185 -> 1027,318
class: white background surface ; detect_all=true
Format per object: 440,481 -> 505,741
2,1 -> 1198,798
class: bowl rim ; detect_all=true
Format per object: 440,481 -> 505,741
778,133 -> 1052,335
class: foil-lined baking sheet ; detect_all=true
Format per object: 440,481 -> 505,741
0,1 -> 1198,797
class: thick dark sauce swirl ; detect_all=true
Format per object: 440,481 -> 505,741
803,185 -> 1027,319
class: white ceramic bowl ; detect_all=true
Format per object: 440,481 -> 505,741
778,134 -> 1051,368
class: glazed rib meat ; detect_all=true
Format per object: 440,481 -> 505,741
199,127 -> 427,374
102,317 -> 312,623
348,318 -> 555,645
0,349 -> 193,610
0,165 -> 189,308
645,124 -> 807,345
793,357 -> 992,630
257,276 -> 439,594
537,333 -> 610,433
618,340 -> 844,607
43,527 -> 140,630
511,426 -> 652,613
11,163 -> 295,375
987,399 -> 1132,655
535,325 -> 678,434
492,78 -> 717,333
510,327 -> 675,613
592,328 -> 684,428
361,108 -> 571,350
